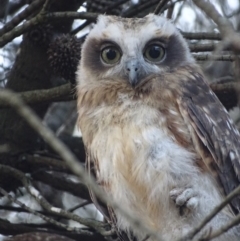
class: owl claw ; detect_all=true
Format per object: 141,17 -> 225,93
170,187 -> 199,216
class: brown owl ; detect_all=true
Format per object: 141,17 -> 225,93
77,14 -> 240,241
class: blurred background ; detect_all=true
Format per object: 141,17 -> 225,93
0,0 -> 240,240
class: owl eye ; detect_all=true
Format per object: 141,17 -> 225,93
101,47 -> 121,64
144,44 -> 165,62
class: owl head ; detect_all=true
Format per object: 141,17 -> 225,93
77,14 -> 194,87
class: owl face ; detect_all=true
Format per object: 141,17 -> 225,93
78,14 -> 194,87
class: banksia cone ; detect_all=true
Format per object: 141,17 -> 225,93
48,35 -> 81,84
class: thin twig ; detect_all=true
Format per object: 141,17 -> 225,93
154,0 -> 170,14
0,187 -> 90,234
71,0 -> 129,35
0,164 -> 108,235
41,0 -> 52,12
122,0 -> 182,18
166,1 -> 174,19
68,201 -> 91,213
71,20 -> 90,35
123,0 -> 159,17
204,214 -> 240,240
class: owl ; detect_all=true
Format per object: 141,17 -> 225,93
77,14 -> 240,241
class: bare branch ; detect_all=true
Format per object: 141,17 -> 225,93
0,83 -> 73,109
123,0 -> 159,17
189,43 -> 230,52
204,214 -> 240,240
0,164 -> 107,235
167,1 -> 174,19
154,0 -> 170,14
25,154 -> 69,171
193,0 -> 240,52
32,171 -> 91,201
193,54 -> 237,61
0,11 -> 98,47
0,186 -> 87,234
0,0 -> 45,37
0,75 -> 238,112
67,201 -> 91,213
182,32 -> 221,40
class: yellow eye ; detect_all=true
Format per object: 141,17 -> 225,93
144,44 -> 165,62
101,47 -> 121,64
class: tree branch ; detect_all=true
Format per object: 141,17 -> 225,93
0,164 -> 108,235
0,0 -> 45,37
182,31 -> 221,40
0,83 -> 73,108
193,54 -> 237,61
0,11 -> 98,47
0,186 -> 86,234
193,0 -> 240,52
0,77 -> 239,111
189,43 -> 230,52
204,214 -> 240,240
0,218 -> 106,240
32,171 -> 91,201
154,0 -> 170,14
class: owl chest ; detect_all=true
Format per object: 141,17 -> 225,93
88,102 -> 197,191
86,103 -> 200,232
81,100 -> 205,235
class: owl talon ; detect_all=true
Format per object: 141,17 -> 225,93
170,188 -> 199,216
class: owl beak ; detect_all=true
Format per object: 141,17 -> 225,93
126,60 -> 140,87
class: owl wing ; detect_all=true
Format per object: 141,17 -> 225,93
86,153 -> 109,219
86,153 -> 135,241
177,73 -> 240,214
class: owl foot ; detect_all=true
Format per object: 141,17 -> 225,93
170,187 -> 199,216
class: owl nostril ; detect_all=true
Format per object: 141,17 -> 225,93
127,67 -> 138,72
126,59 -> 139,73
